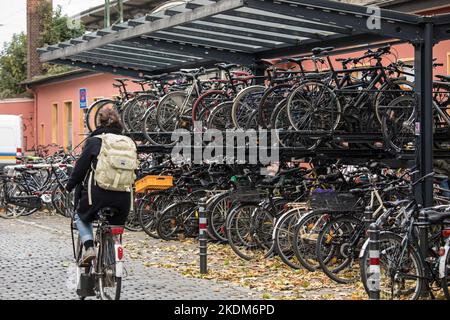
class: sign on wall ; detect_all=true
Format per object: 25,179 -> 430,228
79,88 -> 87,109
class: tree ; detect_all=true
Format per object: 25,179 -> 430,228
38,3 -> 85,75
0,33 -> 27,98
0,4 -> 85,98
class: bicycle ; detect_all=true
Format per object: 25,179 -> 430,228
72,207 -> 125,300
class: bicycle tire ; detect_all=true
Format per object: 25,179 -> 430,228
98,233 -> 122,300
359,231 -> 424,300
85,99 -> 115,133
315,215 -> 363,284
231,85 -> 265,129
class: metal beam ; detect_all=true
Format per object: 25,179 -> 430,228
150,31 -> 265,52
95,46 -> 190,64
78,50 -> 171,68
201,16 -> 323,40
166,26 -> 278,48
131,37 -> 255,65
256,33 -> 390,60
245,0 -> 424,41
109,40 -> 203,60
73,54 -> 158,71
186,2 -> 351,34
51,59 -> 149,78
40,0 -> 245,63
182,22 -> 301,45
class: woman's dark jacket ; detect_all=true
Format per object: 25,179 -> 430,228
66,126 -> 131,225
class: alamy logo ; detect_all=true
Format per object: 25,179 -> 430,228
367,6 -> 381,30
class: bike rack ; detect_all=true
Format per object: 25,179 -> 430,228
37,0 -> 450,298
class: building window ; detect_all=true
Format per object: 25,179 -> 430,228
64,102 -> 73,150
39,124 -> 45,146
447,52 -> 450,75
51,104 -> 58,144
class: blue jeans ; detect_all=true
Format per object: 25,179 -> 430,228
74,213 -> 94,244
440,180 -> 450,199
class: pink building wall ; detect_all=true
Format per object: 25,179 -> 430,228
33,72 -> 141,151
0,99 -> 34,151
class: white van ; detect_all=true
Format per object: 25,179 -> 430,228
0,115 -> 23,168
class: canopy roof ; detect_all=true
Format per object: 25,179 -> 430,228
39,0 -> 450,78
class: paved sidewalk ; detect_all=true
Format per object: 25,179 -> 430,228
0,214 -> 252,300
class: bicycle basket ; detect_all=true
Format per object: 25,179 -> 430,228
231,187 -> 265,203
310,191 -> 361,212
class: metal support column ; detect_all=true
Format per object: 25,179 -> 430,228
105,0 -> 111,28
414,23 -> 434,298
414,23 -> 435,208
118,0 -> 124,23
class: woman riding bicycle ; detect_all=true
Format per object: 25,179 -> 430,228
66,109 -> 135,265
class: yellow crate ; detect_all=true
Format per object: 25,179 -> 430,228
135,175 -> 174,193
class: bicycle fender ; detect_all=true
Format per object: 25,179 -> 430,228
115,244 -> 124,278
439,241 -> 450,279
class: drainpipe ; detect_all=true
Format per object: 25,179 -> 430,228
26,84 -> 38,153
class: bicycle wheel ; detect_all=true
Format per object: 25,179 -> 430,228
98,233 -> 122,300
359,232 -> 424,300
51,182 -> 71,217
273,207 -> 307,269
207,192 -> 232,243
192,90 -> 229,131
226,203 -> 274,261
315,215 -> 363,284
142,102 -> 175,146
0,182 -> 38,218
125,94 -> 157,133
292,210 -> 329,271
375,79 -> 415,124
206,101 -> 234,131
156,91 -> 194,132
258,84 -> 291,129
85,99 -> 115,133
231,85 -> 265,129
156,201 -> 197,241
270,99 -> 300,148
124,208 -> 142,232
287,81 -> 341,150
381,95 -> 416,153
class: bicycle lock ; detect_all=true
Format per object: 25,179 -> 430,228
198,197 -> 208,274
367,223 -> 381,300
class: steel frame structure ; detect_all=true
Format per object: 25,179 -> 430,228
38,0 -> 450,208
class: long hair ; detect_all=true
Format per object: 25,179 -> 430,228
97,108 -> 123,131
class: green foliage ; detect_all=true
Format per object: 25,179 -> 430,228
38,3 -> 85,75
0,3 -> 85,98
38,3 -> 85,49
0,33 -> 27,98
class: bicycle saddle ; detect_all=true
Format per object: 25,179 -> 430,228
424,210 -> 450,225
132,79 -> 150,84
436,75 -> 450,82
114,78 -> 129,84
98,207 -> 119,218
312,47 -> 334,56
216,63 -> 238,71
179,68 -> 204,76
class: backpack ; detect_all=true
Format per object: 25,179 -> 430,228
91,133 -> 138,192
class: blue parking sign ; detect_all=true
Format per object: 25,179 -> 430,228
80,88 -> 87,109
